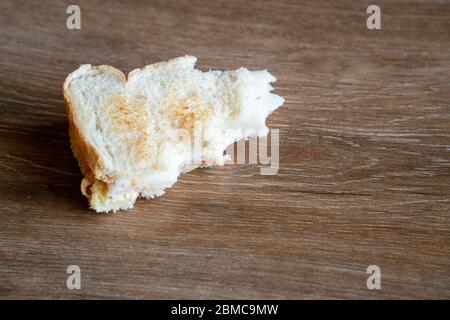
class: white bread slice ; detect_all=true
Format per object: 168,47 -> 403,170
63,56 -> 284,212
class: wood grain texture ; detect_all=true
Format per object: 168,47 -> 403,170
0,0 -> 449,299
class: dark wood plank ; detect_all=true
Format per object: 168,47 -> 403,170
0,0 -> 449,299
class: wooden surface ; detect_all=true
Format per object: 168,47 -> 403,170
0,0 -> 449,299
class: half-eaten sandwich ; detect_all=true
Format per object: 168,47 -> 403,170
63,56 -> 284,212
